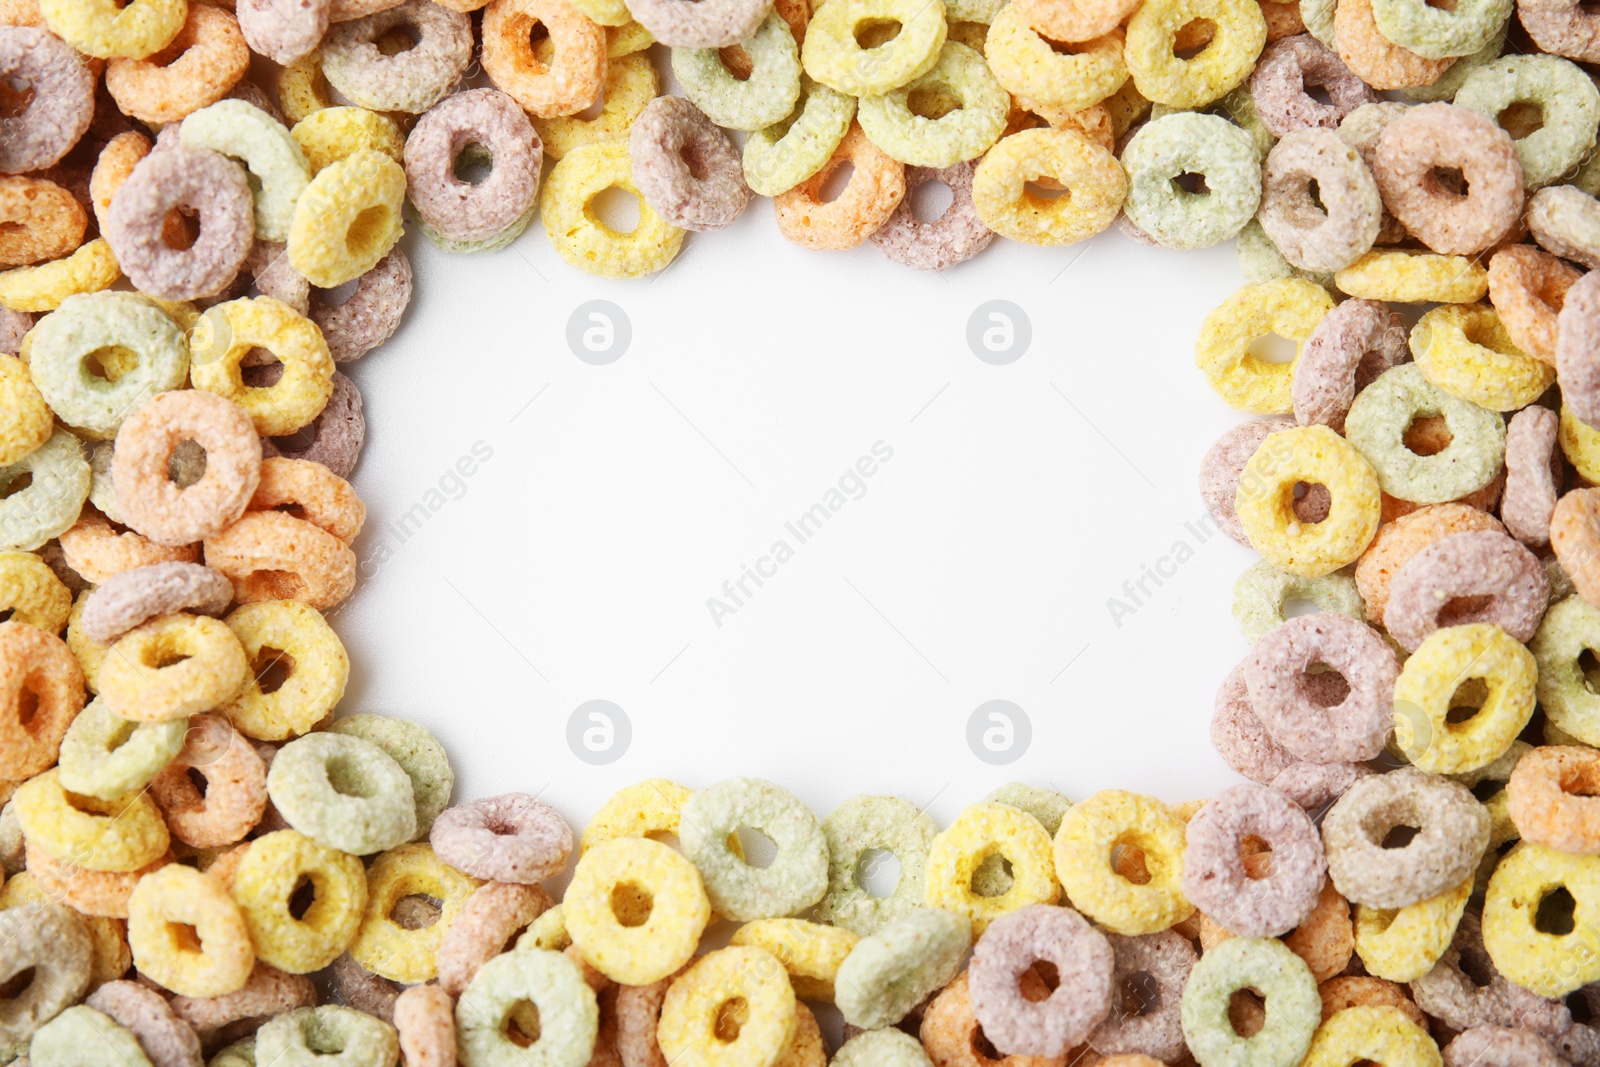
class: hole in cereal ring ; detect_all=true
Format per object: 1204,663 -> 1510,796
526,19 -> 551,50
1380,824 -> 1420,849
643,829 -> 681,850
253,647 -> 297,695
1112,841 -> 1152,885
0,608 -> 14,624
714,997 -> 748,1042
971,854 -> 1014,897
1306,178 -> 1326,214
908,87 -> 958,119
1572,990 -> 1596,1025
855,847 -> 902,898
186,766 -> 210,798
376,23 -> 420,54
14,685 -> 37,731
819,162 -> 856,204
1024,181 -> 1070,203
1579,648 -> 1600,696
1429,166 -> 1468,197
909,180 -> 954,223
82,346 -> 138,384
506,1000 -> 541,1046
590,186 -> 640,234
1021,960 -> 1059,1002
1302,664 -> 1350,706
172,923 -> 204,954
1120,971 -> 1159,1015
1282,597 -> 1320,620
393,893 -> 443,930
611,881 -> 654,927
1497,101 -> 1544,139
1537,886 -> 1578,936
1424,0 -> 1458,11
241,358 -> 285,389
1401,413 -> 1452,456
1173,171 -> 1210,196
0,78 -> 32,120
169,440 -> 208,488
1439,594 -> 1494,628
288,875 -> 317,920
679,142 -> 714,182
163,209 -> 202,252
0,968 -> 35,1000
1247,333 -> 1297,364
0,471 -> 33,499
1460,946 -> 1494,986
971,1024 -> 1003,1060
346,205 -> 393,259
719,45 -> 755,80
1305,83 -> 1335,107
146,644 -> 192,671
1173,18 -> 1215,58
735,827 -> 778,869
315,279 -> 362,309
1228,989 -> 1266,1037
325,753 -> 380,799
453,143 -> 495,186
1292,482 -> 1331,524
855,18 -> 902,47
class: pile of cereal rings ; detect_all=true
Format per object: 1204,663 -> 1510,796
8,0 -> 1600,1062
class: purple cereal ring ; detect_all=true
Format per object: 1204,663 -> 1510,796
325,953 -> 401,1023
0,306 -> 33,355
1558,270 -> 1600,429
237,0 -> 331,66
310,248 -> 411,362
968,903 -> 1114,1057
1259,127 -> 1383,272
1384,529 -> 1549,651
1501,405 -> 1560,549
430,793 -> 574,884
871,160 -> 995,271
104,146 -> 255,301
1372,103 -> 1523,256
1200,417 -> 1296,546
1249,34 -> 1375,137
321,0 -> 473,114
261,371 -> 364,479
1086,930 -> 1194,1062
245,242 -> 309,317
625,0 -> 769,48
1519,0 -> 1600,64
1243,611 -> 1400,763
79,562 -> 235,645
1268,760 -> 1371,813
1443,1027 -> 1567,1067
0,26 -> 94,174
1292,298 -> 1408,432
1181,781 -> 1327,938
1212,660 -> 1299,783
86,980 -> 203,1067
1411,910 -> 1572,1035
628,96 -> 749,234
405,88 -> 542,244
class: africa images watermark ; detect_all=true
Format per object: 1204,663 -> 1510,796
706,440 -> 896,628
1104,510 -> 1221,628
359,440 -> 496,579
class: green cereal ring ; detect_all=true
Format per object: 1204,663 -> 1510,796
414,199 -> 537,256
673,14 -> 801,131
56,695 -> 188,800
1121,112 -> 1261,250
744,77 -> 856,195
1344,364 -> 1505,505
817,794 -> 939,936
180,100 -> 314,244
1369,0 -> 1510,57
1301,0 -> 1335,47
255,1006 -> 398,1067
801,0 -> 947,96
0,428 -> 90,552
1151,84 -> 1276,161
456,950 -> 598,1067
328,713 -> 454,839
857,42 -> 1008,167
31,1006 -> 154,1067
1232,560 -> 1367,642
1532,593 -> 1600,746
86,440 -> 121,524
834,908 -> 972,1029
210,1038 -> 257,1067
1235,219 -> 1334,289
1397,30 -> 1502,101
267,732 -> 418,855
1180,937 -> 1320,1067
27,293 -> 189,440
1453,56 -> 1600,190
832,1028 -> 935,1067
680,777 -> 829,922
983,783 -> 1071,835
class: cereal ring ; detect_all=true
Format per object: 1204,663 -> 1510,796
31,1006 -> 154,1067
815,794 -> 936,936
870,160 -> 994,270
168,962 -> 315,1046
1352,876 -> 1471,982
1200,417 -> 1296,546
1054,790 -> 1192,936
532,49 -> 656,160
1551,488 -> 1600,609
1250,34 -> 1374,136
1212,660 -> 1299,782
1208,872 -> 1354,983
230,830 -> 365,974
481,0 -> 604,118
1529,185 -> 1600,270
924,802 -> 1058,932
1385,529 -> 1545,649
26,845 -> 167,921
322,0 -> 470,113
203,510 -> 358,611
0,238 -> 121,314
236,462 -> 360,551
129,865 -> 255,997
1505,745 -> 1600,854
105,147 -> 254,302
325,714 -> 449,838
149,712 -> 268,848
179,101 -> 312,244
679,777 -> 826,922
286,148 -> 404,289
1234,425 -> 1382,576
104,5 -> 250,124
1196,280 -> 1336,414
191,299 -> 333,437
1301,1006 -> 1440,1067
0,549 -> 68,633
394,984 -> 452,1067
1291,299 -> 1406,433
57,695 -> 186,800
457,950 -> 597,1067
1011,0 -> 1138,41
268,733 -> 416,854
61,509 -> 201,587
676,15 -> 802,132
430,793 -> 572,883
1488,245 -> 1579,364
291,107 -> 404,179
1533,594 -> 1600,745
1411,303 -> 1552,413
729,918 -> 857,1000
566,837 -> 710,986
1354,502 -> 1502,628
1369,0 -> 1509,59
38,0 -> 184,58
985,11 -> 1126,113
1122,113 -> 1261,250
629,96 -> 750,232
0,354 -> 50,469
1373,104 -> 1521,256
1453,56 -> 1598,191
1182,783 -> 1326,937
256,1006 -> 398,1067
1561,402 -> 1600,485
1259,128 -> 1382,272
1180,937 -> 1320,1067
832,1029 -> 933,1067
0,429 -> 90,553
1482,842 -> 1600,996
0,177 -> 86,270
1334,0 -> 1453,89
1393,623 -> 1536,772
1125,0 -> 1266,108
968,904 -> 1112,1056
858,42 -> 1008,167
350,843 -> 479,983
1442,1028 -> 1565,1067
98,613 -> 250,724
541,140 -> 684,276
1322,768 -> 1489,908
972,128 -> 1125,245
325,953 -> 401,1023
834,908 -> 971,1030
436,882 -> 553,996
0,27 -> 93,173
743,77 -> 855,196
1344,364 -> 1503,505
801,0 -> 945,95
1411,908 -> 1568,1033
237,0 -> 329,64
217,599 -> 348,742
774,122 -> 905,249
84,981 -> 201,1067
1086,930 -> 1194,1061
1334,248 -> 1487,304
0,899 -> 92,1050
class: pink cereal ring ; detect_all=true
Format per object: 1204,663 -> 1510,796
1291,298 -> 1407,432
168,962 -> 317,1049
0,25 -> 94,174
79,562 -> 236,645
148,713 -> 269,849
429,793 -> 574,884
1200,417 -> 1296,547
1372,103 -> 1523,256
1557,270 -> 1600,429
1249,34 -> 1375,137
405,88 -> 543,244
1501,405 -> 1560,549
85,980 -> 203,1067
1181,781 -> 1326,938
1269,760 -> 1372,813
261,372 -> 365,480
1384,530 -> 1549,652
967,903 -> 1114,1057
394,984 -> 455,1067
113,391 -> 263,548
104,146 -> 256,301
202,510 -> 357,611
629,96 -> 749,234
1211,659 -> 1298,783
437,881 -> 555,997
870,160 -> 995,271
1243,611 -> 1400,762
310,250 -> 411,363
236,0 -> 330,66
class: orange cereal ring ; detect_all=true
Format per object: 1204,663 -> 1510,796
1506,744 -> 1600,855
1353,502 -> 1504,629
27,847 -> 171,919
1317,976 -> 1427,1029
0,619 -> 85,779
774,123 -> 905,250
247,458 -> 365,544
482,0 -> 607,117
1553,488 -> 1600,609
1488,244 -> 1581,365
0,177 -> 86,269
105,4 -> 250,124
204,510 -> 357,611
1334,0 -> 1453,90
1199,853 -> 1353,982
58,508 -> 201,585
148,713 -> 269,849
437,881 -> 555,997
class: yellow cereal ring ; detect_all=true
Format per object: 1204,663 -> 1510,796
217,600 -> 349,742
924,802 -> 1059,934
532,52 -> 657,160
277,51 -> 334,125
13,769 -> 169,873
0,239 -> 121,313
1353,876 -> 1471,983
1195,278 -> 1336,413
607,19 -> 654,53
1392,624 -> 1536,775
972,128 -> 1126,244
39,0 -> 186,58
0,870 -> 133,988
190,297 -> 335,437
286,149 -> 406,289
66,590 -> 108,694
1301,1006 -> 1441,1067
1411,303 -> 1553,413
1482,842 -> 1600,997
0,549 -> 70,632
518,900 -> 571,952
658,946 -> 798,1067
1334,249 -> 1489,304
730,918 -> 859,1001
985,8 -> 1126,112
290,107 -> 404,175
97,613 -> 250,724
1124,0 -> 1265,107
1560,403 -> 1600,486
1053,790 -> 1191,935
568,0 -> 629,25
541,141 -> 685,278
128,864 -> 255,997
564,836 -> 710,986
349,843 -> 481,984
0,355 -> 53,467
801,0 -> 947,96
230,830 -> 366,974
1235,425 -> 1382,577
582,778 -> 695,851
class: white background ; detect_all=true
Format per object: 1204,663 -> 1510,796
326,203 -> 1270,835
